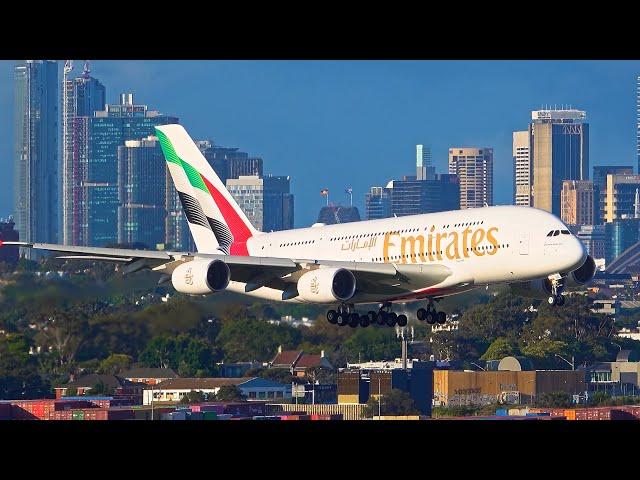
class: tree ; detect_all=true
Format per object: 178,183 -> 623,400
534,392 -> 573,408
361,389 -> 419,418
480,337 -> 518,361
180,390 -> 207,404
90,380 -> 109,396
0,334 -> 50,399
97,354 -> 132,375
215,385 -> 245,402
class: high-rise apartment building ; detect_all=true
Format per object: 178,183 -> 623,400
0,217 -> 19,265
227,175 -> 294,231
117,137 -> 166,248
73,94 -> 178,247
513,130 -> 532,206
606,219 -> 640,262
13,60 -> 58,258
605,174 -> 640,222
62,61 -> 106,245
317,206 -> 361,225
560,180 -> 594,227
593,166 -> 633,225
198,141 -> 263,185
530,109 -> 589,216
448,147 -> 493,209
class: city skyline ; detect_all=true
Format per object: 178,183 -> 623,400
1,60 -> 639,229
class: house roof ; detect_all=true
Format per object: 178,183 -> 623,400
121,368 -> 178,379
295,354 -> 332,369
271,350 -> 303,367
60,374 -> 135,391
151,377 -> 254,390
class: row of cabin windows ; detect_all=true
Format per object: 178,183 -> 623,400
329,221 -> 486,242
546,229 -> 571,237
371,243 -> 510,262
280,240 -> 316,247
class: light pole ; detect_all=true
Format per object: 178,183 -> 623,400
555,353 -> 575,371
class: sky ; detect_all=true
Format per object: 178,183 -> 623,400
1,60 -> 639,228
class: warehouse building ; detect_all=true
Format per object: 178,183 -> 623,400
434,357 -> 586,406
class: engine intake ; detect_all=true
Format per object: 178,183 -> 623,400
171,259 -> 230,295
566,255 -> 596,287
297,267 -> 356,303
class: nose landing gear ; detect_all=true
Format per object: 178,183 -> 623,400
547,275 -> 566,307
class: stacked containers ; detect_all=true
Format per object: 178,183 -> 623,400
0,402 -> 11,420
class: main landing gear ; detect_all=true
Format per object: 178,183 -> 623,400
547,276 -> 566,307
326,302 -> 408,328
416,301 -> 446,325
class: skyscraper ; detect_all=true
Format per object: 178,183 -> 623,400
637,76 -> 640,173
416,144 -> 434,181
13,60 -> 58,258
117,136 -> 166,248
448,147 -> 493,209
593,166 -> 633,225
365,185 -> 392,220
62,61 -> 106,245
560,180 -> 594,227
73,93 -> 178,247
530,109 -> 589,216
605,174 -> 640,222
513,130 -> 532,206
263,175 -> 294,232
317,206 -> 361,225
226,175 -> 266,230
198,141 -> 263,185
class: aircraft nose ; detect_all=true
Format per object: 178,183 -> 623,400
565,235 -> 587,271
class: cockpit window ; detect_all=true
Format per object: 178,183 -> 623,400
553,230 -> 560,236
546,231 -> 554,237
561,230 -> 571,235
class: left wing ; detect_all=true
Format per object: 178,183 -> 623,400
2,241 -> 455,300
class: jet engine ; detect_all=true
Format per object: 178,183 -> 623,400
564,255 -> 596,288
171,259 -> 230,295
297,267 -> 356,303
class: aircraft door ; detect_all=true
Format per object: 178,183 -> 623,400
519,232 -> 529,255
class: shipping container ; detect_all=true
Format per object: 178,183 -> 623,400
0,403 -> 12,420
202,411 -> 218,421
168,411 -> 187,421
495,409 -> 508,416
564,409 -> 577,421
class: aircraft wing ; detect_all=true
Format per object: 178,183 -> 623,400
3,241 -> 452,297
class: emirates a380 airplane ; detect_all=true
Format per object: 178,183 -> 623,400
2,125 -> 596,328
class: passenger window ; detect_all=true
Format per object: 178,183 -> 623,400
546,231 -> 553,237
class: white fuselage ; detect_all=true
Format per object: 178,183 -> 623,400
223,205 -> 587,305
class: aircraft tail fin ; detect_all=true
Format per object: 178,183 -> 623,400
156,124 -> 259,256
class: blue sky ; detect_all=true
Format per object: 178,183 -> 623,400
1,60 -> 638,227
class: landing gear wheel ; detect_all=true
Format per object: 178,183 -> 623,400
348,313 -> 359,328
336,314 -> 348,326
425,311 -> 436,325
377,311 -> 387,325
436,311 -> 446,324
397,314 -> 408,327
367,311 -> 377,323
386,312 -> 398,327
417,308 -> 427,321
556,295 -> 565,306
547,295 -> 557,306
326,310 -> 338,324
359,316 -> 370,328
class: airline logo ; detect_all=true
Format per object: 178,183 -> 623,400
382,225 -> 500,263
156,129 -> 251,256
185,266 -> 194,285
310,276 -> 319,295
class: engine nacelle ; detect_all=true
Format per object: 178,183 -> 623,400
297,267 -> 356,304
509,277 -> 553,300
565,255 -> 596,288
171,259 -> 230,295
